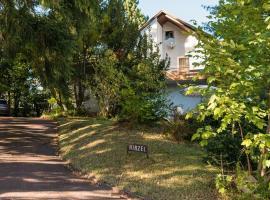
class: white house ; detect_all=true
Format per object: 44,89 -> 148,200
83,11 -> 206,114
140,11 -> 206,113
140,10 -> 204,79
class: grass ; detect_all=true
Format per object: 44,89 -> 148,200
58,117 -> 220,200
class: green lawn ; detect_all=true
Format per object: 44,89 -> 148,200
58,118 -> 220,200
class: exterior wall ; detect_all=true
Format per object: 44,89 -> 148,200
162,22 -> 187,70
141,19 -> 163,56
166,86 -> 202,114
157,21 -> 163,58
141,20 -> 201,71
141,14 -> 205,115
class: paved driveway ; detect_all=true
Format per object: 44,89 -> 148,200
0,117 -> 126,200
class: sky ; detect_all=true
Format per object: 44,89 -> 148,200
138,0 -> 219,25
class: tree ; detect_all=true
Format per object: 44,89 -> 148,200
123,0 -> 146,27
187,0 -> 270,197
100,0 -> 140,57
55,0 -> 100,112
119,36 -> 169,123
1,0 -> 168,121
0,0 -> 75,111
86,1 -> 169,121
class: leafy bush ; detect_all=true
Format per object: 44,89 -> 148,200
90,35 -> 169,122
165,112 -> 199,142
119,88 -> 169,123
203,132 -> 245,168
46,97 -> 65,117
215,165 -> 270,200
90,50 -> 126,117
186,0 -> 270,198
215,174 -> 233,195
114,36 -> 169,123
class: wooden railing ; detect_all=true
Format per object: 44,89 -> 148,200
166,57 -> 204,81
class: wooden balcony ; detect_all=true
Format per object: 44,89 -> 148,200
166,57 -> 205,81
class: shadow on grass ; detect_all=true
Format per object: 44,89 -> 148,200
58,118 -> 219,200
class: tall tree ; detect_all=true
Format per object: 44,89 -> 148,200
0,0 -> 75,110
60,0 -> 100,111
123,0 -> 146,27
188,0 -> 270,196
101,0 -> 140,57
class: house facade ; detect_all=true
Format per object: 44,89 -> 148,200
83,11 -> 205,115
140,10 -> 204,81
140,11 -> 205,113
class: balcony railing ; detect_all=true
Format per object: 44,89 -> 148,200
166,57 -> 204,81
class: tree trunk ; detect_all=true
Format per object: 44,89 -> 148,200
74,78 -> 85,111
13,92 -> 20,117
8,91 -> 11,112
49,87 -> 65,111
74,43 -> 87,111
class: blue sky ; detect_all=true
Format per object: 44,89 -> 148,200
138,0 -> 219,25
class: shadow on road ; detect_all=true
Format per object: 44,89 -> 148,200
0,117 -> 125,200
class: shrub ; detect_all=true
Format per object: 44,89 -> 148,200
216,165 -> 270,200
119,88 -> 169,123
165,112 -> 199,142
203,132 -> 245,168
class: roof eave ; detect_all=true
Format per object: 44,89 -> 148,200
139,10 -> 197,33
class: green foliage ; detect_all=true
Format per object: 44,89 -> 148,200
203,132 -> 245,168
0,53 -> 49,116
90,49 -> 126,117
119,88 -> 169,123
1,0 -> 167,122
123,0 -> 146,27
117,35 -> 169,123
82,1 -> 168,122
90,35 -> 169,122
231,165 -> 270,200
101,0 -> 139,54
0,0 -> 74,111
215,174 -> 233,195
165,112 -> 199,142
187,0 -> 270,197
45,97 -> 66,118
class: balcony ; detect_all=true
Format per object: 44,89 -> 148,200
166,57 -> 205,81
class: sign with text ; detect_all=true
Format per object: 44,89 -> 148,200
127,144 -> 149,158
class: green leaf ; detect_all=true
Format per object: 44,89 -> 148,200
264,160 -> 270,168
200,140 -> 208,147
252,106 -> 259,112
185,112 -> 193,119
214,107 -> 222,117
242,139 -> 252,147
218,188 -> 226,194
191,133 -> 201,141
263,3 -> 270,11
207,76 -> 216,84
202,131 -> 212,140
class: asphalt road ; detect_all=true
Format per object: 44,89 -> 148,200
0,117 -> 126,200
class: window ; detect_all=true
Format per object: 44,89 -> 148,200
179,57 -> 190,71
165,31 -> 174,40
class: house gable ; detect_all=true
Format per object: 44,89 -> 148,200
140,11 -> 205,81
140,10 -> 196,33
